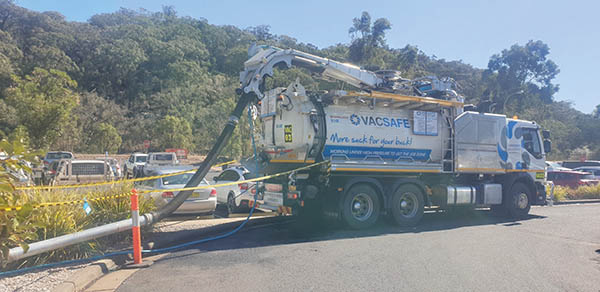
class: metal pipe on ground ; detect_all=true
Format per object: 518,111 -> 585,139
7,214 -> 154,263
6,92 -> 255,263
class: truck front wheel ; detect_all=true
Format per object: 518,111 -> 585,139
504,182 -> 531,219
341,184 -> 380,229
390,184 -> 424,227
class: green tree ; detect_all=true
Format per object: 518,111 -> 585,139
592,104 -> 600,119
348,11 -> 391,65
4,68 -> 78,149
88,122 -> 121,153
484,40 -> 560,113
153,115 -> 193,151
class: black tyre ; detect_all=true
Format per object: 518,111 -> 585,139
227,193 -> 238,214
503,182 -> 531,219
341,184 -> 381,229
390,184 -> 424,227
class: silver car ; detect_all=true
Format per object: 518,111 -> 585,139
573,166 -> 600,179
136,168 -> 217,215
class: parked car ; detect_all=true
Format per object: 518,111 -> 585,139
51,159 -> 114,185
139,152 -> 179,177
547,170 -> 600,188
96,157 -> 122,178
123,153 -> 148,178
42,151 -> 74,169
573,166 -> 600,179
546,161 -> 571,171
135,168 -> 217,215
213,166 -> 257,213
560,160 -> 600,169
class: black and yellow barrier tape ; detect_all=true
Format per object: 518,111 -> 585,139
14,160 -> 237,191
4,160 -> 327,212
1,192 -> 131,212
136,160 -> 329,194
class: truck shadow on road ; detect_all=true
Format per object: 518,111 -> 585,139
153,209 -> 546,263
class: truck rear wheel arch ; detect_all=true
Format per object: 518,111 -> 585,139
389,179 -> 430,208
340,177 -> 385,211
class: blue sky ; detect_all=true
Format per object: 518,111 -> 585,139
19,0 -> 600,113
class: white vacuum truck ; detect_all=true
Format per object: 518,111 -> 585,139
239,45 -> 551,229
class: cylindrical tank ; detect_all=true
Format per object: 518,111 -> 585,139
257,82 -> 450,169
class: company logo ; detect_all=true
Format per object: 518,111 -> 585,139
350,114 -> 361,126
349,114 -> 410,129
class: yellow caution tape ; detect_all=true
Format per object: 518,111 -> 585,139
15,160 -> 238,191
137,160 -> 329,194
4,160 -> 327,212
1,192 -> 131,212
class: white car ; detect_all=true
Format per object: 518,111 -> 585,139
123,153 -> 148,178
213,166 -> 257,213
135,168 -> 217,215
545,161 -> 571,171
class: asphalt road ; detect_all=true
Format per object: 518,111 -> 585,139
117,204 -> 600,292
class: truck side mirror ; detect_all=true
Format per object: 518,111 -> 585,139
543,139 -> 552,154
542,130 -> 550,139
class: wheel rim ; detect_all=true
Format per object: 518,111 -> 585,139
351,193 -> 373,222
397,192 -> 418,218
228,195 -> 235,211
516,192 -> 528,209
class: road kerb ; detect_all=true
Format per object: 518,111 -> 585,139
552,199 -> 600,205
50,259 -> 119,292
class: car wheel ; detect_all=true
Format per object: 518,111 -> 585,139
227,193 -> 238,214
503,182 -> 531,219
390,184 -> 424,227
341,184 -> 380,229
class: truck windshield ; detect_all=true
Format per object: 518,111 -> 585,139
521,128 -> 542,158
136,156 -> 147,162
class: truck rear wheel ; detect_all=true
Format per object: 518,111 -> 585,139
341,184 -> 380,229
390,184 -> 424,227
504,182 -> 531,219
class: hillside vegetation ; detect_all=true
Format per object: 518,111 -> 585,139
0,3 -> 599,160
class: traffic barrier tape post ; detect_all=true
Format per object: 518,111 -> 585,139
2,160 -> 328,212
14,160 -> 238,191
130,189 -> 142,264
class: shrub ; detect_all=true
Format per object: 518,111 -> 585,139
0,184 -> 155,270
550,184 -> 600,201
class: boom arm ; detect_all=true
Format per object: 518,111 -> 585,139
239,44 -> 384,99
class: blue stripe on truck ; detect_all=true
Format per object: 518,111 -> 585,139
323,145 -> 432,161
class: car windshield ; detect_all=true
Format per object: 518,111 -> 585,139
162,173 -> 208,186
582,174 -> 595,180
548,162 -> 561,168
46,153 -> 72,159
135,156 -> 147,162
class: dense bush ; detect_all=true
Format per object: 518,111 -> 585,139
551,184 -> 600,202
0,184 -> 155,270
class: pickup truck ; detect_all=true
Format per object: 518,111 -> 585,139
139,152 -> 179,177
123,153 -> 148,178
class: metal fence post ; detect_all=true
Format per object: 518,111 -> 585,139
131,189 -> 142,264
